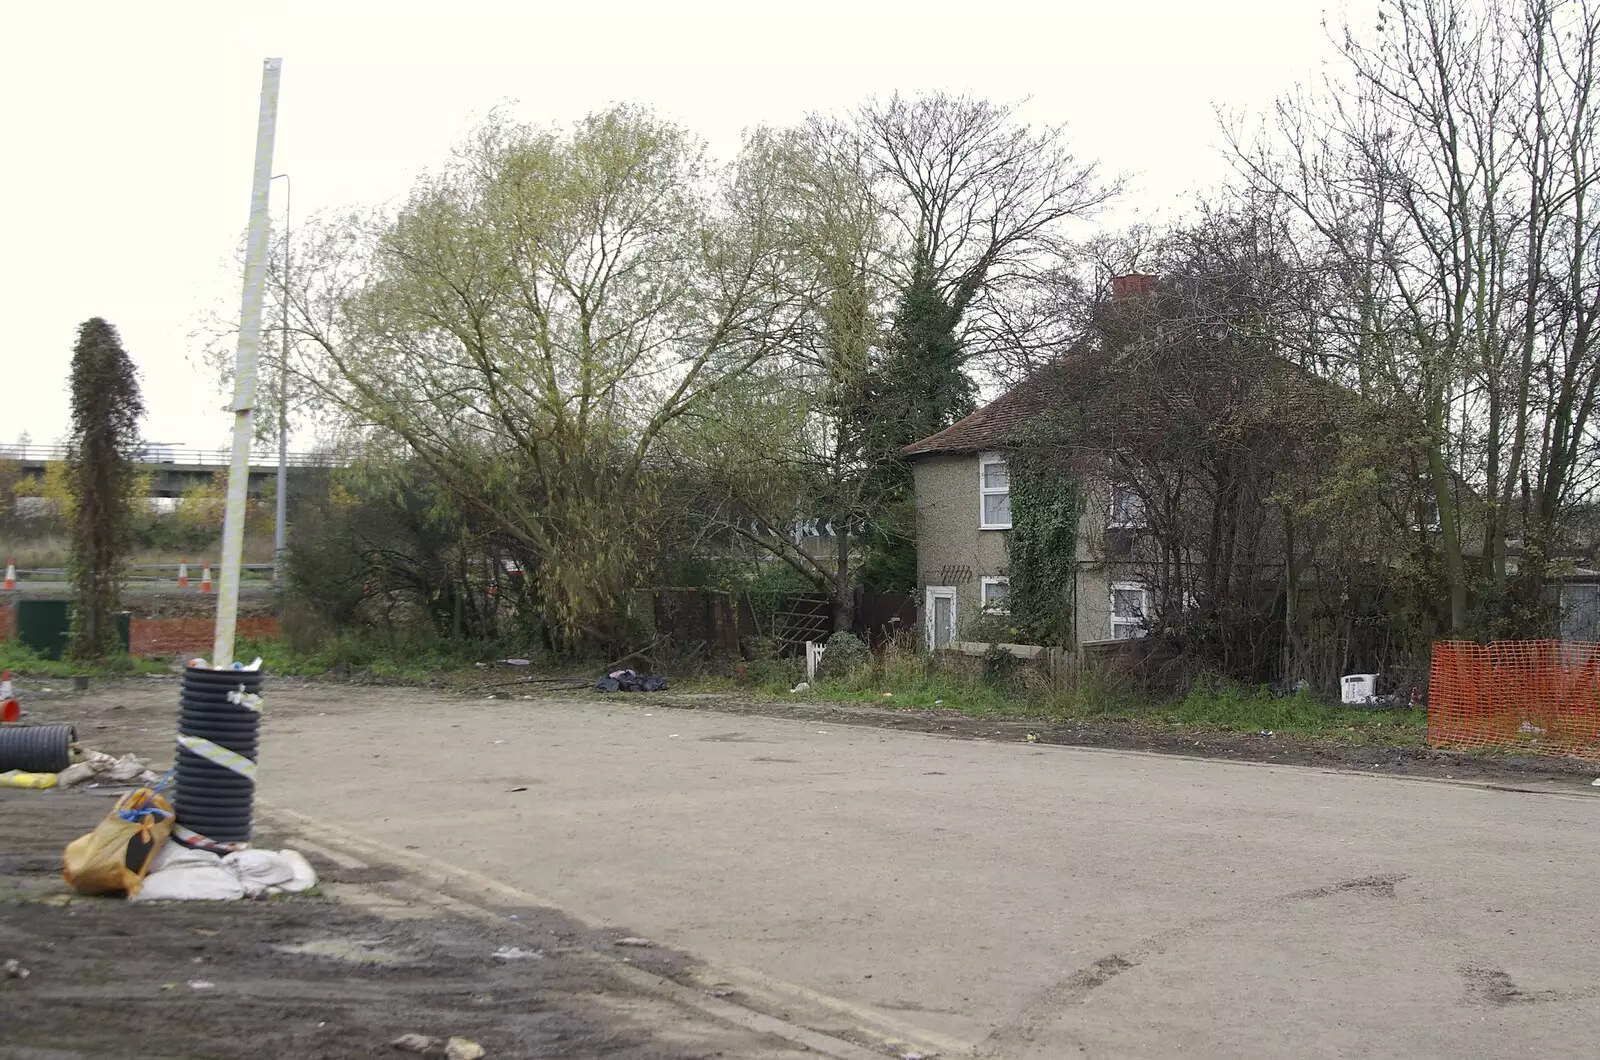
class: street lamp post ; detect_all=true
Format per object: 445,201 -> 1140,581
269,172 -> 290,598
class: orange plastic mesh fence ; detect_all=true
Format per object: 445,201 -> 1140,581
1428,640 -> 1600,758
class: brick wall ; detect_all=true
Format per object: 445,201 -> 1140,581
129,617 -> 280,656
0,604 -> 278,657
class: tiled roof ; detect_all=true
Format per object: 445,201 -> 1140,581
902,357 -> 1079,457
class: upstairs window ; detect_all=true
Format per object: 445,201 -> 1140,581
1109,484 -> 1145,529
979,453 -> 1012,529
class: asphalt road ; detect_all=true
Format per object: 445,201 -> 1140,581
248,690 -> 1600,1060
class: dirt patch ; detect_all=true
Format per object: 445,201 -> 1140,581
646,692 -> 1600,790
0,791 -> 806,1059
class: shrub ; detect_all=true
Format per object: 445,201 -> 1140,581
816,630 -> 868,680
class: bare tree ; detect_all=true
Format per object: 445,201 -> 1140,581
1229,0 -> 1600,634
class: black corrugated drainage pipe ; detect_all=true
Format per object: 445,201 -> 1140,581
173,666 -> 263,848
0,724 -> 77,772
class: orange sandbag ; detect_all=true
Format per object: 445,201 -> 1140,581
63,787 -> 174,897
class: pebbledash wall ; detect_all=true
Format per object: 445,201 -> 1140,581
0,604 -> 278,656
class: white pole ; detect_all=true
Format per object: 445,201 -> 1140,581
272,174 -> 290,595
214,58 -> 282,667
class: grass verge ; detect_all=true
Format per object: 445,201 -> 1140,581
0,640 -> 167,679
704,650 -> 1427,748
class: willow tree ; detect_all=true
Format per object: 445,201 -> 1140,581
67,318 -> 145,659
678,124 -> 893,629
290,107 -> 805,645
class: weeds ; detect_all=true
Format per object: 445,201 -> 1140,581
0,640 -> 165,678
238,634 -> 502,682
724,640 -> 1427,746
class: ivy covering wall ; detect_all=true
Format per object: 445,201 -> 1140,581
1003,441 -> 1083,646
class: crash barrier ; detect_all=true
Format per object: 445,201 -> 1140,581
1428,640 -> 1600,759
0,723 -> 77,772
173,665 -> 263,849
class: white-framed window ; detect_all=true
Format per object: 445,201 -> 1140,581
1109,484 -> 1145,528
979,452 -> 1012,529
1110,582 -> 1149,640
980,576 -> 1011,614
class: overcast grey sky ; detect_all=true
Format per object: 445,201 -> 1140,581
0,0 -> 1339,451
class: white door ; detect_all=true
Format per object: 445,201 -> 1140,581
925,586 -> 957,649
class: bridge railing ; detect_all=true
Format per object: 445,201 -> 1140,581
0,444 -> 342,468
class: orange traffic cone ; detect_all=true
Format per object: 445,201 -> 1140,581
1,670 -> 18,723
178,556 -> 189,589
3,556 -> 14,591
200,563 -> 213,594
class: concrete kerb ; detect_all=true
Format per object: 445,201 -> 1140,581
261,803 -> 978,1060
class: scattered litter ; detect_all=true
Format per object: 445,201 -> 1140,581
446,1039 -> 485,1060
1026,733 -> 1039,743
614,937 -> 652,948
492,740 -> 506,745
507,786 -> 528,793
594,669 -> 668,693
187,980 -> 215,990
502,658 -> 531,666
817,731 -> 828,735
934,698 -> 943,705
1592,778 -> 1600,787
3,958 -> 29,980
1258,729 -> 1275,738
901,1053 -> 928,1060
492,946 -> 542,960
790,682 -> 809,693
668,734 -> 679,739
1518,721 -> 1547,736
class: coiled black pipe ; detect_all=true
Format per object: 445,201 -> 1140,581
0,724 -> 77,773
173,666 -> 263,846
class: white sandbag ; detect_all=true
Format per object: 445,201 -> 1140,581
132,863 -> 245,902
222,850 -> 295,897
147,839 -> 223,875
56,763 -> 96,788
105,754 -> 148,782
273,849 -> 318,894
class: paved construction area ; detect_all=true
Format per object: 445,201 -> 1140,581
259,687 -> 1600,1059
13,681 -> 1600,1058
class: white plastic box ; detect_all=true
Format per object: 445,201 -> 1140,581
1340,673 -> 1379,704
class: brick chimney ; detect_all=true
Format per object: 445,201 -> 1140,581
1111,273 -> 1159,300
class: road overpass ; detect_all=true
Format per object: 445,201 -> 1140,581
3,444 -> 341,497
